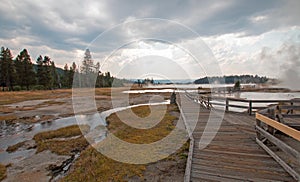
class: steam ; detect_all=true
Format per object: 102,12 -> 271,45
278,43 -> 300,90
260,42 -> 300,90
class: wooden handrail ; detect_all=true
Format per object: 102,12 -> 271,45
255,105 -> 300,181
185,90 -> 300,115
256,113 -> 300,141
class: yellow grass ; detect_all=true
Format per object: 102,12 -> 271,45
0,115 -> 17,121
107,105 -> 177,144
0,164 -> 6,181
0,106 -> 14,113
61,104 -> 187,181
33,125 -> 90,155
6,141 -> 26,153
0,89 -> 72,105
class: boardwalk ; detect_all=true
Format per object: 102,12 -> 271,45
178,93 -> 295,181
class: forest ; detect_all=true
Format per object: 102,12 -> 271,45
0,47 -> 126,91
194,75 -> 269,84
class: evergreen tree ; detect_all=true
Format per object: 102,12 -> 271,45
61,63 -> 69,88
36,55 -> 52,89
0,47 -> 16,91
50,61 -> 59,89
69,62 -> 77,88
80,49 -> 100,87
15,49 -> 36,90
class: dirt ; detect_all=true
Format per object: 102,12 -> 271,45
4,150 -> 69,182
130,159 -> 186,182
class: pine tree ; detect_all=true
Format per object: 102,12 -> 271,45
0,47 -> 16,91
80,49 -> 100,87
50,61 -> 59,89
15,49 -> 36,90
36,55 -> 45,88
61,63 -> 69,88
36,55 -> 52,89
0,47 -> 8,90
68,62 -> 77,88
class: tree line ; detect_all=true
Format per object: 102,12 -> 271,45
0,47 -> 122,91
194,75 -> 269,84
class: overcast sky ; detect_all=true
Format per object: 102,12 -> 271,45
0,0 -> 299,81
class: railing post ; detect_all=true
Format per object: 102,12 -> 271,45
207,97 -> 210,108
249,100 -> 252,115
225,98 -> 229,111
256,118 -> 263,140
291,102 -> 294,114
268,108 -> 275,134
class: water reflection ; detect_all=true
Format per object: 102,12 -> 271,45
0,100 -> 170,164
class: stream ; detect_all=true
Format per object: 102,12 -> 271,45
0,100 -> 170,165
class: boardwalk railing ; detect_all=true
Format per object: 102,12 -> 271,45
185,91 -> 298,115
255,103 -> 300,181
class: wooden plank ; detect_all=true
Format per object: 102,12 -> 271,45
226,97 -> 249,102
256,138 -> 299,181
181,92 -> 298,181
279,105 -> 300,110
256,113 -> 300,141
177,95 -> 194,182
192,171 -> 242,182
209,101 -> 226,106
184,138 -> 194,182
282,114 -> 300,118
252,106 -> 267,110
192,170 -> 279,182
192,158 -> 290,174
251,100 -> 289,103
227,104 -> 249,109
192,163 -> 292,181
256,125 -> 300,159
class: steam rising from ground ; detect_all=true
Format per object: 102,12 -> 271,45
260,42 -> 300,90
279,43 -> 300,90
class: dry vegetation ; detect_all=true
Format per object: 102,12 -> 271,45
0,164 -> 6,181
61,146 -> 146,182
6,141 -> 26,153
107,105 -> 177,144
61,104 -> 188,181
33,125 -> 90,155
0,89 -> 72,105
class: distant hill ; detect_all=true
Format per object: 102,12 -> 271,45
33,64 -> 64,76
194,75 -> 269,84
129,79 -> 193,84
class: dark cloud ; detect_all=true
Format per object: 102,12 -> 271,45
0,0 -> 299,72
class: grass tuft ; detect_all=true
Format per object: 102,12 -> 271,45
107,105 -> 177,144
6,141 -> 26,153
0,164 -> 6,181
62,104 -> 188,181
33,125 -> 90,155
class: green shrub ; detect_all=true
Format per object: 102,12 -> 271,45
13,85 -> 22,91
32,85 -> 45,90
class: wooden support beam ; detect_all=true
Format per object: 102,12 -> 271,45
249,101 -> 252,115
256,125 -> 299,159
256,138 -> 299,181
225,98 -> 229,111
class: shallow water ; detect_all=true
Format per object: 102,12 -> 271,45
0,100 -> 170,164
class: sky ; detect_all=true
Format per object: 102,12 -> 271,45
0,0 -> 299,83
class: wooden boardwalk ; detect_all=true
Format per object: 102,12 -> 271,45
178,93 -> 295,181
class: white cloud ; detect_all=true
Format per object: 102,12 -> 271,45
0,0 -> 299,80
202,27 -> 300,77
250,15 -> 268,23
